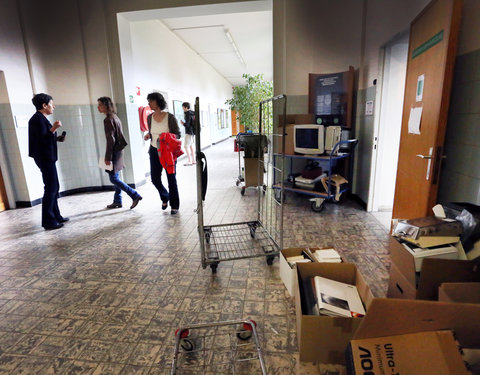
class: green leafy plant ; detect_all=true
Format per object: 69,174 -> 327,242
225,73 -> 273,133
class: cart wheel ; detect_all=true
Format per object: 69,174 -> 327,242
262,185 -> 267,194
249,228 -> 256,239
237,321 -> 256,340
180,338 -> 194,351
274,190 -> 284,203
210,263 -> 218,273
205,232 -> 211,244
266,255 -> 275,265
236,179 -> 240,186
311,201 -> 325,213
241,187 -> 246,196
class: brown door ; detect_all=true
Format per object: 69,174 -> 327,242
0,166 -> 8,211
392,0 -> 462,220
231,110 -> 238,136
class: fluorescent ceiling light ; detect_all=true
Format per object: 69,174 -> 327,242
224,29 -> 245,66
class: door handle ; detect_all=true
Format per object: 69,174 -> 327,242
416,147 -> 434,180
416,154 -> 432,159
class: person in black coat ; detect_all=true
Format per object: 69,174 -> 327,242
28,93 -> 68,230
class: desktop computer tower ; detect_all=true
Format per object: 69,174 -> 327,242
324,126 -> 342,153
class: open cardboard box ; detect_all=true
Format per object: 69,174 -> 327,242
387,237 -> 479,300
280,247 -> 342,296
243,157 -> 263,187
438,282 -> 480,304
276,114 -> 315,155
346,298 -> 480,374
347,330 -> 469,375
351,297 -> 480,350
295,262 -> 374,363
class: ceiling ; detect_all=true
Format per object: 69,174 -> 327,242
121,1 -> 273,87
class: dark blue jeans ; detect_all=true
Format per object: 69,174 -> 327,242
107,171 -> 141,204
149,146 -> 179,209
34,159 -> 62,227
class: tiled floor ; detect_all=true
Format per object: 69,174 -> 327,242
0,138 -> 391,374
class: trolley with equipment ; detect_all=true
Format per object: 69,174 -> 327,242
194,95 -> 287,273
235,132 -> 268,195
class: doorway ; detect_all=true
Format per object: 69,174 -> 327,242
368,32 -> 409,227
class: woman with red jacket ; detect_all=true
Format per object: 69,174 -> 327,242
144,92 -> 181,214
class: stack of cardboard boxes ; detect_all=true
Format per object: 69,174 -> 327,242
279,233 -> 480,374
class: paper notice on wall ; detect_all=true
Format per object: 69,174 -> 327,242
408,106 -> 423,134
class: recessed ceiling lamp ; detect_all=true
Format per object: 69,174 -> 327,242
224,29 -> 246,66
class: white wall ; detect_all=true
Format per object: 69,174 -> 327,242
126,18 -> 233,147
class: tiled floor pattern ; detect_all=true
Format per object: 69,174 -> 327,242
0,138 -> 391,374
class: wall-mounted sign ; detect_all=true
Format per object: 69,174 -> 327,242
129,95 -> 134,104
136,86 -> 141,96
365,100 -> 374,116
416,74 -> 425,102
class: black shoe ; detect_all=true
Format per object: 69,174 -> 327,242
162,202 -> 168,210
107,203 -> 122,209
43,222 -> 64,230
58,217 -> 69,223
171,209 -> 178,215
130,196 -> 142,209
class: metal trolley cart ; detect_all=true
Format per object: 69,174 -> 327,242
273,139 -> 358,213
194,95 -> 287,273
171,319 -> 267,374
235,132 -> 268,195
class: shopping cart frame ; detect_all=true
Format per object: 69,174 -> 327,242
194,95 -> 287,273
171,319 -> 267,374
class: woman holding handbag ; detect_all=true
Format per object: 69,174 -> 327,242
97,96 -> 142,209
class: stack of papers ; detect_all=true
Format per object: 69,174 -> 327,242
286,255 -> 312,267
312,248 -> 341,263
312,276 -> 365,318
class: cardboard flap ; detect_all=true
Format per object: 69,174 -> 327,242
297,262 -> 357,285
417,258 -> 480,300
439,282 -> 480,303
353,298 -> 480,348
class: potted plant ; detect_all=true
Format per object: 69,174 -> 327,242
225,73 -> 273,133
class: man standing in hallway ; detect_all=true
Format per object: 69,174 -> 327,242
180,102 -> 196,166
28,93 -> 68,230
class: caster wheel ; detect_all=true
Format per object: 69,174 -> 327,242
266,256 -> 274,265
262,185 -> 267,194
241,187 -> 245,196
236,179 -> 240,186
205,233 -> 211,244
249,229 -> 256,238
237,320 -> 256,340
274,190 -> 284,203
180,338 -> 194,351
210,263 -> 218,274
311,201 -> 325,213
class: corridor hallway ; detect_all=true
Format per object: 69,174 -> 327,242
0,137 -> 390,374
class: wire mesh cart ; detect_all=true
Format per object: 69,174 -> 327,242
171,319 -> 267,374
194,95 -> 287,273
234,132 -> 268,195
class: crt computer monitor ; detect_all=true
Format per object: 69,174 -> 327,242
294,124 -> 324,154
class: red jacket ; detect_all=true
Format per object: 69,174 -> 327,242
158,133 -> 183,174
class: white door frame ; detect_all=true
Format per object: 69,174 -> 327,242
367,31 -> 409,212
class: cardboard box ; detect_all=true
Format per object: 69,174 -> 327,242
280,247 -> 341,296
387,237 -> 478,300
387,262 -> 417,299
347,330 -> 469,375
243,157 -> 263,187
277,114 -> 315,155
279,114 -> 316,125
353,298 -> 480,351
295,262 -> 374,363
439,282 -> 480,303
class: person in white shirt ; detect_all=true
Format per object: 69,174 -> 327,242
144,92 -> 181,214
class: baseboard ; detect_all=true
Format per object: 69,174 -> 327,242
17,182 -> 145,207
349,193 -> 367,210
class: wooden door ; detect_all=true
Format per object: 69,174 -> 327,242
0,166 -> 8,211
231,110 -> 238,136
392,0 -> 462,220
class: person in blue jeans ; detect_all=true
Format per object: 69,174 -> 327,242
97,97 -> 142,209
